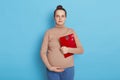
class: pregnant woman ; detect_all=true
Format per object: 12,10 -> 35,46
40,5 -> 84,80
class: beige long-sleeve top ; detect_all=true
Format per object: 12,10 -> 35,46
40,25 -> 83,68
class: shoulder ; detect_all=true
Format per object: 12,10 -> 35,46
46,27 -> 55,33
67,27 -> 75,33
67,27 -> 78,37
45,27 -> 54,33
44,27 -> 55,36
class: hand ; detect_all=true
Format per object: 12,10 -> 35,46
48,66 -> 64,72
60,46 -> 69,54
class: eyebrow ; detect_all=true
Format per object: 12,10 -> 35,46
56,14 -> 65,16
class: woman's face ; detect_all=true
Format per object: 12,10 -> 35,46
54,10 -> 66,26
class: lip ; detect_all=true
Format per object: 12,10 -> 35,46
59,21 -> 62,22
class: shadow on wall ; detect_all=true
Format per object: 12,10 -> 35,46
34,10 -> 55,80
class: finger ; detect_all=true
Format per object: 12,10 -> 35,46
55,67 -> 64,71
54,67 -> 60,69
55,69 -> 64,72
55,67 -> 64,70
61,46 -> 65,49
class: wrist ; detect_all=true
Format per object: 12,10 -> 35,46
67,47 -> 71,53
47,64 -> 52,70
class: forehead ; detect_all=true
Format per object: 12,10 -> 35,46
55,10 -> 65,15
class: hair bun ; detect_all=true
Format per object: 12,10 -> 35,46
57,5 -> 63,9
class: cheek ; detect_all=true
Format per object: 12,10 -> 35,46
55,18 -> 59,22
62,18 -> 66,21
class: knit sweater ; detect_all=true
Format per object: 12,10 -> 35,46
40,25 -> 83,68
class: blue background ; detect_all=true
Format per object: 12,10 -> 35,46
0,0 -> 120,80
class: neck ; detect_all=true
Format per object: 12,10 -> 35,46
55,24 -> 66,28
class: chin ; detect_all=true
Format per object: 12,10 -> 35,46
57,23 -> 64,26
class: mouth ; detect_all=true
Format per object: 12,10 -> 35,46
59,21 -> 62,22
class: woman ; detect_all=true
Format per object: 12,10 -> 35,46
40,5 -> 84,80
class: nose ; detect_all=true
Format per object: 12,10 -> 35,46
59,16 -> 62,20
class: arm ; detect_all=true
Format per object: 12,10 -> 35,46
68,30 -> 84,54
40,31 -> 64,72
60,29 -> 84,54
68,29 -> 84,54
40,31 -> 52,69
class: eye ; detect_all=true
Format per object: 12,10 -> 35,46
62,15 -> 65,17
56,15 -> 59,18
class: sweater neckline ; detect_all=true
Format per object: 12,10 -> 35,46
54,24 -> 69,36
55,24 -> 66,29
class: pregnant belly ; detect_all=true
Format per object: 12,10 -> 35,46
47,50 -> 74,68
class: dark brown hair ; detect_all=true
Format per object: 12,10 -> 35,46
54,5 -> 67,17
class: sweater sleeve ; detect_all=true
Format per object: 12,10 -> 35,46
40,30 -> 49,55
40,31 -> 53,69
68,29 -> 84,54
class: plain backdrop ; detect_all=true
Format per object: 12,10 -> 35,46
0,0 -> 120,80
